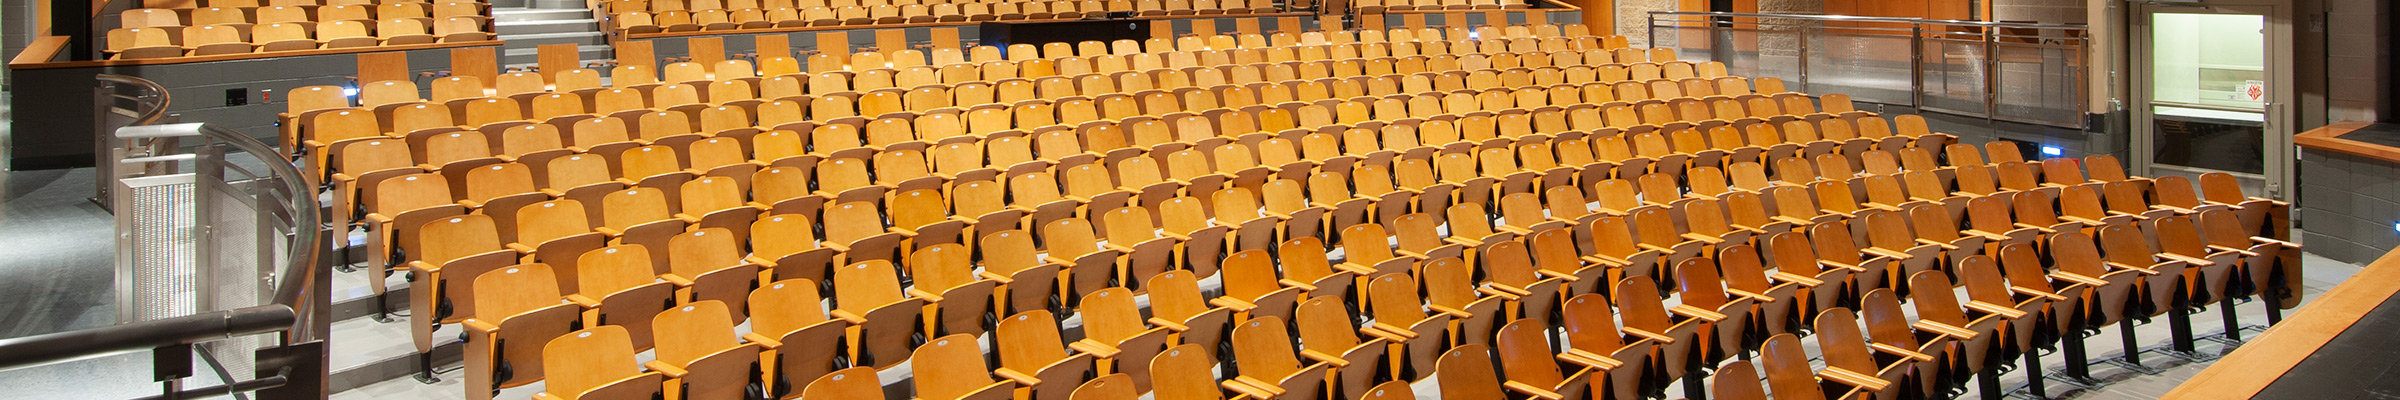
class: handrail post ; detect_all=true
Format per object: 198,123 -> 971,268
1797,21 -> 1810,91
1911,22 -> 1924,109
1646,12 -> 1656,49
1985,25 -> 2000,122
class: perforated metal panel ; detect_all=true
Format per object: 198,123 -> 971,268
116,174 -> 198,323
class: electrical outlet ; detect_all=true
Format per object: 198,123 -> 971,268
225,88 -> 248,106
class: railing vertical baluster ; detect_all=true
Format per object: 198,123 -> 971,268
1911,23 -> 1924,109
1985,26 -> 2001,122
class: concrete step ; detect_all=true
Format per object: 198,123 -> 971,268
492,7 -> 594,23
501,44 -> 614,66
499,31 -> 608,47
495,18 -> 600,35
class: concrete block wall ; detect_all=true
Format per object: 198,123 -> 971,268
2324,0 -> 2389,123
8,46 -> 475,169
1614,0 -> 1674,48
2298,148 -> 2400,265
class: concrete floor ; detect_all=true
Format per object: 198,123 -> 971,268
0,98 -> 241,399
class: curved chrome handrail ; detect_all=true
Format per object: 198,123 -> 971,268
95,74 -> 173,127
195,120 -> 328,343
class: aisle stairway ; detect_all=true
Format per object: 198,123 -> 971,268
493,7 -> 610,67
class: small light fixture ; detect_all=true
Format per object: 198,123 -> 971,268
342,87 -> 359,97
2040,146 -> 2064,157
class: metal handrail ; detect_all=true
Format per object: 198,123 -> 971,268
0,306 -> 296,371
0,75 -> 328,399
95,74 -> 172,127
1645,11 -> 2093,29
176,121 -> 328,344
1646,11 -> 2092,129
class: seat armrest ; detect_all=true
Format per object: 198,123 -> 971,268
743,333 -> 783,349
1868,343 -> 1935,362
1915,238 -> 1960,250
1299,349 -> 1348,367
463,318 -> 501,334
1225,376 -> 1285,398
1476,285 -> 1528,299
567,294 -> 604,309
1818,367 -> 1890,391
1209,297 -> 1260,311
830,309 -> 870,324
1557,349 -> 1623,370
1332,262 -> 1379,275
905,288 -> 945,302
644,360 -> 691,378
2101,261 -> 2160,275
1426,303 -> 1473,319
1964,301 -> 2028,319
1362,324 -> 1417,341
1771,272 -> 1825,288
1726,288 -> 1776,303
2009,286 -> 2069,301
1068,340 -> 1121,358
1670,305 -> 1728,322
994,367 -> 1041,386
1621,327 -> 1676,344
1146,318 -> 1190,331
660,273 -> 697,287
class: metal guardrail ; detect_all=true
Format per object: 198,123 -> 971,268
93,74 -> 176,209
1,75 -> 330,400
1647,11 -> 2091,129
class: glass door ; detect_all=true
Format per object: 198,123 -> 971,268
2133,2 -> 2292,199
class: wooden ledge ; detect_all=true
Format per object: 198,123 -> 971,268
2293,121 -> 2400,163
2163,248 -> 2400,399
11,36 -> 70,66
8,39 -> 504,70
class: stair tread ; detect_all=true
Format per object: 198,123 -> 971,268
502,31 -> 608,38
495,19 -> 599,25
502,44 -> 613,55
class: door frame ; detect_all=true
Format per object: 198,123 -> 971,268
2128,0 -> 2296,200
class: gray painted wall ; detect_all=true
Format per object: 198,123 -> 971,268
2298,148 -> 2400,265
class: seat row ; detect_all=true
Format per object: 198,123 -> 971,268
319,75 -> 1905,299
296,22 -> 1620,115
606,0 -> 1275,13
106,3 -> 491,59
452,163 -> 2291,400
310,68 -> 1777,167
289,43 -> 1707,182
315,77 -> 1883,254
136,0 -> 469,9
605,0 -> 1283,36
1349,0 -> 1528,12
120,2 -> 486,30
281,23 -> 1625,157
370,109 -> 1982,365
105,18 -> 489,59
